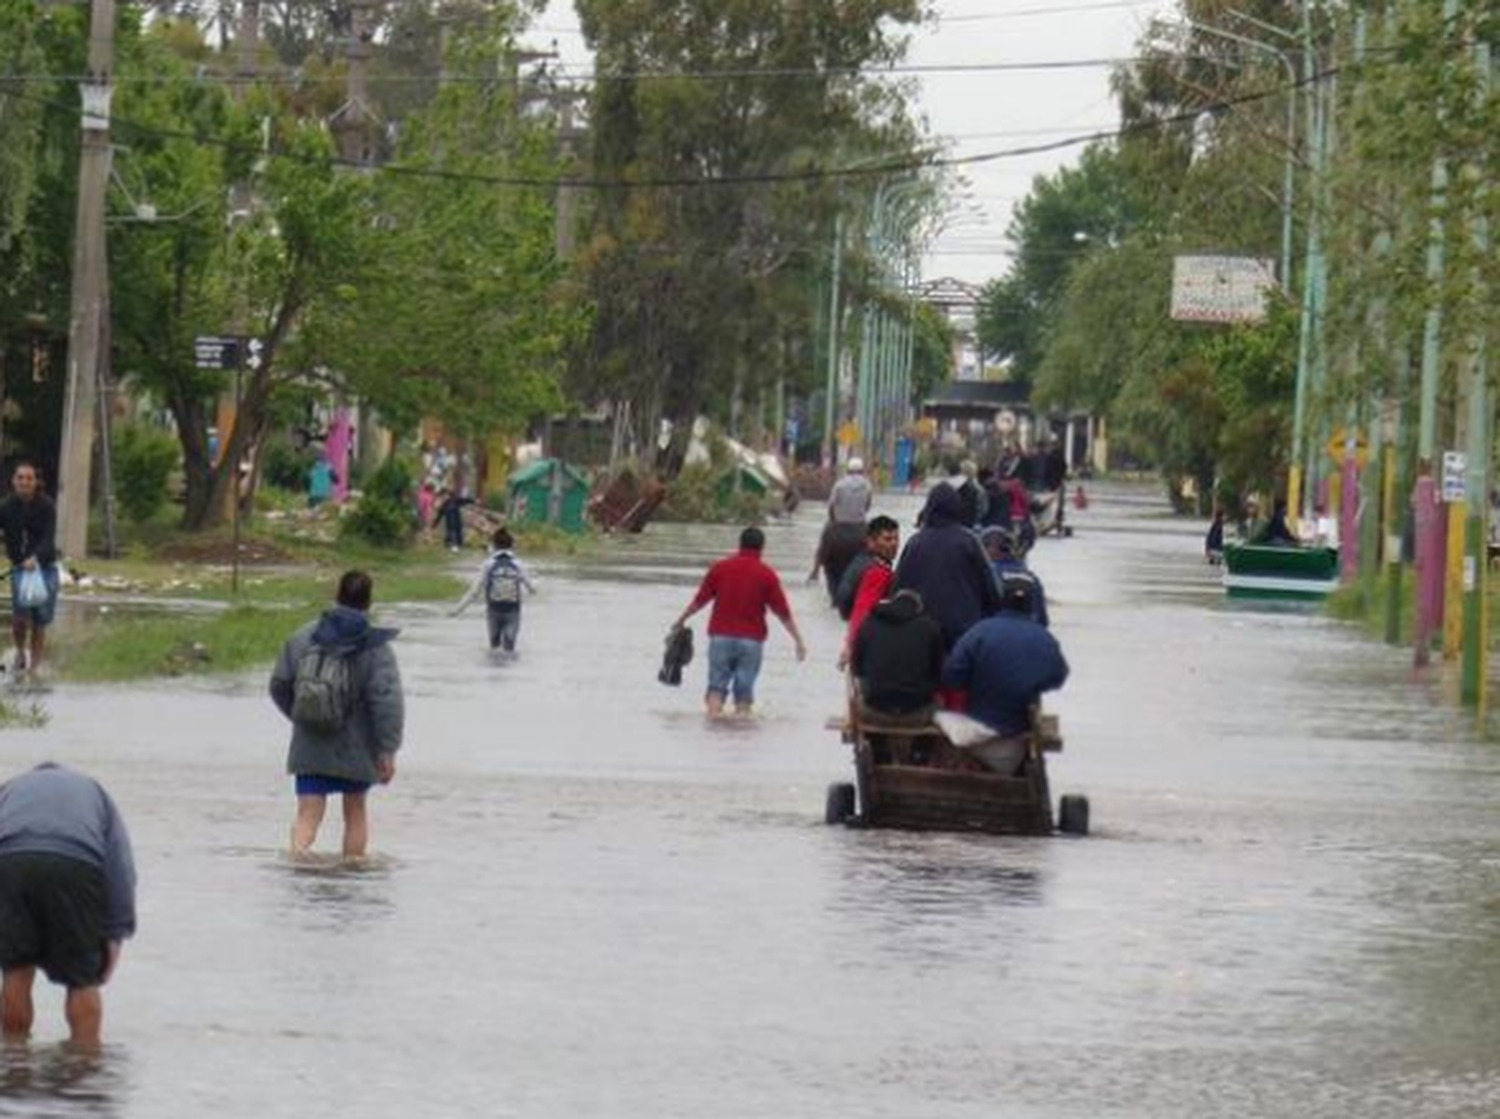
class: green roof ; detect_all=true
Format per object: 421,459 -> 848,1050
508,458 -> 588,487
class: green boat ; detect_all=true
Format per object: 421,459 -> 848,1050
1222,543 -> 1340,600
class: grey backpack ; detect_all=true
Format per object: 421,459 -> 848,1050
485,555 -> 524,605
290,645 -> 354,732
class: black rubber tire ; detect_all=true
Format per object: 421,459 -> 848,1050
825,782 -> 857,826
1058,794 -> 1090,836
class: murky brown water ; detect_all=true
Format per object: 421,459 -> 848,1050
5,481 -> 1500,1117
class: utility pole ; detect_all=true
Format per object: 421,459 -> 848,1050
334,0 -> 379,165
56,0 -> 116,562
553,91 -> 588,260
823,211 -> 842,468
1412,0 -> 1461,668
1460,27 -> 1490,707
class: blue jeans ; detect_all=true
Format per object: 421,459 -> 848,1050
9,565 -> 59,628
707,636 -> 764,707
487,603 -> 521,652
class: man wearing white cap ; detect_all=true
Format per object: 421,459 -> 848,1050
828,458 -> 873,526
811,458 -> 875,604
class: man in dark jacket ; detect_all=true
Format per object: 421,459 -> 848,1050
893,483 -> 1002,649
942,580 -> 1069,737
981,527 -> 1050,627
850,590 -> 945,718
0,763 -> 137,1047
270,570 -> 405,857
0,461 -> 60,677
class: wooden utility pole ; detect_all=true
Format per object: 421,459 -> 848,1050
333,0 -> 379,165
56,0 -> 116,561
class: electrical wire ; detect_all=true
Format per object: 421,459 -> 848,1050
0,51 -> 1236,87
0,62 -> 1342,192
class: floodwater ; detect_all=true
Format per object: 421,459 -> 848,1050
6,480 -> 1500,1118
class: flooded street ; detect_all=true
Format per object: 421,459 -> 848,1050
8,481 -> 1500,1117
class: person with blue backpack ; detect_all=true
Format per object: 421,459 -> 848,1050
454,528 -> 537,653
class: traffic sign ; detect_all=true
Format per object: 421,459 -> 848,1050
194,335 -> 240,370
1326,427 -> 1369,468
194,335 -> 264,371
1442,450 -> 1467,503
837,420 -> 860,448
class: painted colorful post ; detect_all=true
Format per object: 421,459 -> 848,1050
1460,33 -> 1492,709
1382,438 -> 1403,645
1412,476 -> 1443,667
1443,497 -> 1465,661
1339,434 -> 1359,581
327,408 -> 352,503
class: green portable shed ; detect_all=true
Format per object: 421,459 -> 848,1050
716,462 -> 773,504
507,458 -> 589,533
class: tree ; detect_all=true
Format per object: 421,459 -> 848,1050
314,20 -> 579,448
975,144 -> 1138,385
568,0 -> 928,459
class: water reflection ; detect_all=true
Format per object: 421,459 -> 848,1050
266,854 -> 396,934
0,1042 -> 124,1118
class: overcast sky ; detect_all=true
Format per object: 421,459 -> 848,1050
535,0 -> 1178,291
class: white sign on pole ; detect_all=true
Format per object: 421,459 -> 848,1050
1170,255 -> 1277,324
1442,450 -> 1467,503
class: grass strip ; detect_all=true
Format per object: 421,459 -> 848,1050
60,605 -> 302,683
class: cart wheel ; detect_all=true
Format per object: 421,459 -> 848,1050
825,782 -> 857,826
1058,794 -> 1090,836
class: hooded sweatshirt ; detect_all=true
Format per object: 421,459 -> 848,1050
942,610 -> 1069,736
851,592 -> 946,714
894,484 -> 1002,648
270,606 -> 404,783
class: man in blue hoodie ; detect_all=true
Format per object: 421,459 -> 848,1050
270,570 -> 405,857
0,763 -> 137,1047
942,579 -> 1069,738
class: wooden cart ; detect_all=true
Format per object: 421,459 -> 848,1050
825,711 -> 1089,837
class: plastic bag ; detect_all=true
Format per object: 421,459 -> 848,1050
16,568 -> 48,609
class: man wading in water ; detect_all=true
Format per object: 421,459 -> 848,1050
673,526 -> 807,717
270,571 -> 405,857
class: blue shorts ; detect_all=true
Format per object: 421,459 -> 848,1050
295,774 -> 372,797
9,565 -> 59,629
706,636 -> 764,705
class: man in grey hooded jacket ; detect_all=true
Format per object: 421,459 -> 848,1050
270,570 -> 404,857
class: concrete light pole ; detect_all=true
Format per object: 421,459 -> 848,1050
56,0 -> 116,562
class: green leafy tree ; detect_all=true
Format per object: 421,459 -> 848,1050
569,0 -> 928,459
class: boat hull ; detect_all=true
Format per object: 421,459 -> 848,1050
1222,544 -> 1340,600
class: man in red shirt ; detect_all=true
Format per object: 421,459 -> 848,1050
837,516 -> 899,669
673,526 -> 807,716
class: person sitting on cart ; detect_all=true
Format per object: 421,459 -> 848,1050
1253,499 -> 1299,548
893,483 -> 1002,650
941,579 -> 1069,739
980,527 -> 1049,628
978,467 -> 1013,531
850,590 -> 945,725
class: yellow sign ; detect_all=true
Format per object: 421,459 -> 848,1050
1326,427 -> 1369,468
837,421 -> 861,448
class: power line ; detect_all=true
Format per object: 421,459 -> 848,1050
0,51 -> 1233,88
0,63 -> 1341,192
939,0 -> 1163,23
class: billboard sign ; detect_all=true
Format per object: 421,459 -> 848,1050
1170,255 -> 1277,324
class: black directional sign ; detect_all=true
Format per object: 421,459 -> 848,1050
194,335 -> 241,371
